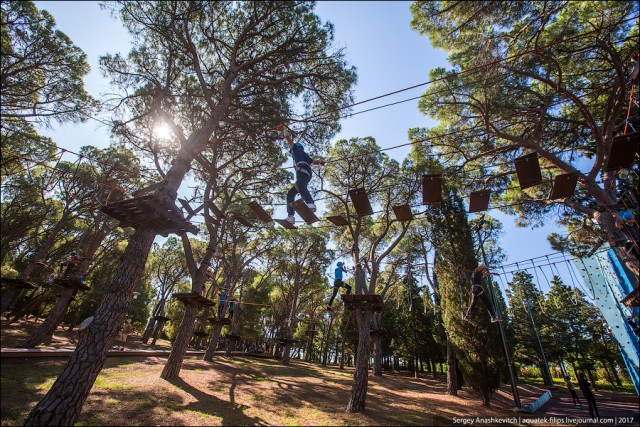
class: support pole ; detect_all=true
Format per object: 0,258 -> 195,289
475,217 -> 521,409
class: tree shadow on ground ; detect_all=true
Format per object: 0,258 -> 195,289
167,376 -> 264,426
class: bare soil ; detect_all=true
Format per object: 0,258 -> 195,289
1,318 -> 636,426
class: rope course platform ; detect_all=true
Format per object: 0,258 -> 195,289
277,337 -> 298,345
392,204 -> 413,221
341,294 -> 384,312
422,174 -> 442,204
290,199 -> 319,224
605,132 -> 639,171
274,219 -> 296,229
468,190 -> 490,213
1,277 -> 37,289
549,172 -> 579,200
514,153 -> 542,189
225,334 -> 242,341
52,278 -> 89,291
369,328 -> 384,337
208,317 -> 231,325
153,315 -> 171,322
100,194 -> 198,237
172,292 -> 216,307
327,215 -> 349,226
193,330 -> 209,337
248,201 -> 273,223
348,188 -> 373,216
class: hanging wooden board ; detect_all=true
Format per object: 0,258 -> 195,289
274,219 -> 296,229
231,213 -> 253,227
422,174 -> 442,204
204,200 -> 225,218
178,198 -> 196,216
290,199 -> 319,224
604,132 -> 639,171
341,294 -> 384,312
348,188 -> 373,216
248,201 -> 272,222
392,204 -> 413,221
514,153 -> 542,189
549,172 -> 579,200
327,215 -> 350,226
468,190 -> 490,213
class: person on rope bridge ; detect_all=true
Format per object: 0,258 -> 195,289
327,262 -> 351,311
202,266 -> 213,297
218,288 -> 227,318
279,124 -> 325,224
465,265 -> 502,323
61,251 -> 80,279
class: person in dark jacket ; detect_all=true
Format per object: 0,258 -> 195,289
279,124 -> 325,224
578,372 -> 599,418
465,265 -> 501,322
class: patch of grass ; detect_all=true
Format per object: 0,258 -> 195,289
251,374 -> 269,381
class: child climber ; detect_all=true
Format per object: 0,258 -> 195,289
279,124 -> 325,224
327,262 -> 351,310
465,265 -> 502,323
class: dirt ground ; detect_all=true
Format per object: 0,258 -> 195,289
1,318 -> 637,426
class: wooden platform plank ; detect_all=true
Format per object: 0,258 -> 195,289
348,188 -> 374,216
248,201 -> 273,222
605,132 -> 639,171
1,277 -> 37,289
422,174 -> 442,204
231,213 -> 253,227
208,317 -> 231,325
341,294 -> 384,312
277,338 -> 298,345
172,292 -> 215,307
392,204 -> 413,221
101,194 -> 198,235
274,219 -> 296,229
290,199 -> 319,224
193,330 -> 209,337
549,172 -> 579,200
327,215 -> 350,226
514,152 -> 542,189
225,334 -> 242,341
468,190 -> 491,213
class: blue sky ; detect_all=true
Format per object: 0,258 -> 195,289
32,1 -> 585,292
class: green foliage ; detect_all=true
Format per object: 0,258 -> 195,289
1,1 -> 97,127
409,1 -> 639,270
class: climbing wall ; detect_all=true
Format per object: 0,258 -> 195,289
573,247 -> 639,395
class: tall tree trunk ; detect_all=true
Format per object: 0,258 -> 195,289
446,335 -> 458,396
1,286 -> 22,315
18,288 -> 75,348
322,314 -> 335,366
161,302 -> 199,379
339,315 -> 351,370
203,323 -> 224,361
282,343 -> 292,366
372,334 -> 383,376
150,320 -> 166,346
346,309 -> 373,413
24,226 -> 157,426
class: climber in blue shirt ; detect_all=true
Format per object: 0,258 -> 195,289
327,262 -> 351,310
279,124 -> 325,224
